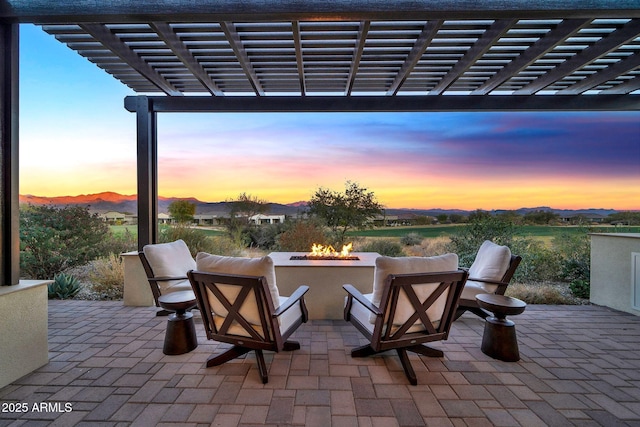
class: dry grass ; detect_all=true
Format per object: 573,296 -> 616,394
505,282 -> 588,305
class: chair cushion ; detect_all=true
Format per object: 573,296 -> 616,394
195,253 -> 281,325
142,239 -> 196,293
461,240 -> 511,300
370,253 -> 458,324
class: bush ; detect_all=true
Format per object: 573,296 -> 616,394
249,222 -> 287,250
400,232 -> 423,246
506,282 -> 573,305
20,205 -> 114,279
48,273 -> 81,299
447,214 -> 517,267
277,221 -> 328,252
359,239 -> 405,257
159,225 -> 241,256
569,279 -> 590,299
86,253 -> 124,300
553,229 -> 590,285
510,238 -> 562,283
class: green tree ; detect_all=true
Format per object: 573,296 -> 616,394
524,210 -> 560,225
168,200 -> 196,224
20,204 -> 112,279
446,214 -> 518,267
308,181 -> 383,246
607,211 -> 640,225
225,193 -> 269,246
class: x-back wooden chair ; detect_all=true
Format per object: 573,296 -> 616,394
344,257 -> 468,385
188,270 -> 309,384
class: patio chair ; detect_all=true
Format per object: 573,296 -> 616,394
187,252 -> 309,384
343,254 -> 468,385
454,240 -> 522,320
139,239 -> 196,316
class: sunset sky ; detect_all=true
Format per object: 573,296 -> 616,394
19,24 -> 640,211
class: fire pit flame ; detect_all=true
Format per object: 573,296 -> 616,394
310,242 -> 353,258
290,242 -> 359,261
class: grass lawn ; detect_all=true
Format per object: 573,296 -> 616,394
347,224 -> 640,239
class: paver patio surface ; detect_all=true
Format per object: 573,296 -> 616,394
1,300 -> 639,426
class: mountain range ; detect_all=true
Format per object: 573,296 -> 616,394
18,191 -> 625,218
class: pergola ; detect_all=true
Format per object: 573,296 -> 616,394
1,1 -> 639,285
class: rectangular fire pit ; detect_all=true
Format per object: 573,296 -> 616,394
269,252 -> 379,320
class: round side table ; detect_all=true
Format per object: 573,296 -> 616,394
158,290 -> 198,355
475,294 -> 526,362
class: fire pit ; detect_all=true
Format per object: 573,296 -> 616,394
269,250 -> 380,320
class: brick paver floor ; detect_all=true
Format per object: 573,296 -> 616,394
1,300 -> 639,426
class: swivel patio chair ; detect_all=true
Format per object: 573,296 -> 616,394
454,240 -> 522,320
139,239 -> 196,316
343,253 -> 468,385
188,252 -> 309,384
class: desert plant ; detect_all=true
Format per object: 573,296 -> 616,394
359,239 -> 405,257
510,238 -> 562,283
48,273 -> 81,299
158,225 -> 240,257
20,204 -> 114,279
446,214 -> 518,267
88,253 -> 124,300
569,279 -> 590,299
277,221 -> 328,251
505,282 -> 572,305
400,232 -> 423,246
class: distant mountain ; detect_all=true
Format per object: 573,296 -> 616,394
18,192 -> 625,217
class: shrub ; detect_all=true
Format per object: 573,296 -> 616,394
277,221 -> 328,251
158,225 -> 241,256
400,232 -> 423,246
20,204 -> 114,279
206,236 -> 244,256
359,239 -> 405,257
48,273 -> 81,299
553,229 -> 590,285
446,214 -> 517,267
249,222 -> 287,250
510,238 -> 562,283
88,253 -> 124,300
569,279 -> 590,299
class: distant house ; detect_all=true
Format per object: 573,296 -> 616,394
100,211 -> 126,224
158,213 -> 172,224
560,213 -> 607,224
193,214 -> 217,226
250,214 -> 285,225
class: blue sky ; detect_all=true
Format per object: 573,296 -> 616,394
18,24 -> 640,210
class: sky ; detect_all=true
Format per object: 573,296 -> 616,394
19,24 -> 640,211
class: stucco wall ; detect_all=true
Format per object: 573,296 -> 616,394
590,233 -> 640,316
0,280 -> 50,388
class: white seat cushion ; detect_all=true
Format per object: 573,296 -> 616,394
142,239 -> 196,294
461,240 -> 511,300
195,253 -> 281,326
369,253 -> 459,324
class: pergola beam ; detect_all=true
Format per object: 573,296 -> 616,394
125,94 -> 640,113
3,1 -> 640,23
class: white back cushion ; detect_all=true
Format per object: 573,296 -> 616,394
143,239 -> 196,281
195,253 -> 280,325
370,253 -> 459,324
468,240 -> 512,282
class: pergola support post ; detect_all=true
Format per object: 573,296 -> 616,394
0,23 -> 20,286
135,96 -> 158,250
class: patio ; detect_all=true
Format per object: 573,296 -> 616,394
1,301 -> 639,426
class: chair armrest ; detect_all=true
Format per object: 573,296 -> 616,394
147,275 -> 189,283
273,285 -> 309,317
343,284 -> 382,317
467,277 -> 508,287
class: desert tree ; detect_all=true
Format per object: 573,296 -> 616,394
225,192 -> 269,246
307,180 -> 383,246
168,199 -> 196,224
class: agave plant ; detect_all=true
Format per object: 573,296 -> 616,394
48,273 -> 81,300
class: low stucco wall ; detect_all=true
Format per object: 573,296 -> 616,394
590,233 -> 640,316
121,251 -> 155,307
0,280 -> 50,389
